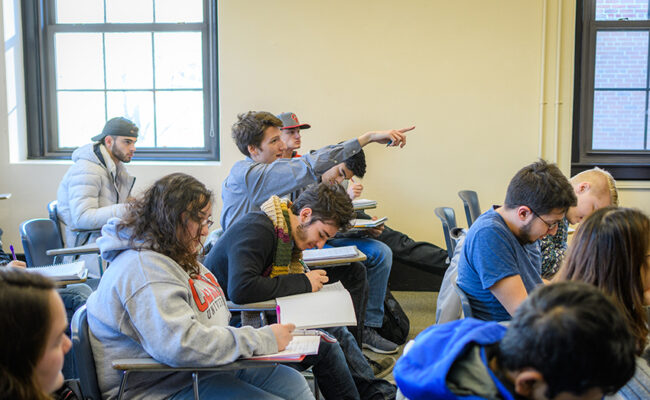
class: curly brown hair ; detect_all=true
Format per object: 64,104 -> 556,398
118,173 -> 213,276
291,183 -> 355,231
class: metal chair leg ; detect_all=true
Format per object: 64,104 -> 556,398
117,370 -> 131,400
192,371 -> 200,400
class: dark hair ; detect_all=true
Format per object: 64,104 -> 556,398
291,183 -> 355,231
118,173 -> 213,276
498,281 -> 636,398
556,207 -> 650,353
0,268 -> 56,400
231,111 -> 283,156
504,159 -> 576,215
344,149 -> 366,178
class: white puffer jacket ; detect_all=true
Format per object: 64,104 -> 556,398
57,143 -> 135,248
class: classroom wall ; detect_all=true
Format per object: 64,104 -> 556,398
0,0 -> 648,253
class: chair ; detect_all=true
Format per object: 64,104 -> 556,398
434,207 -> 458,258
71,305 -> 282,400
20,218 -> 66,267
452,281 -> 473,318
457,190 -> 481,228
48,200 -> 63,246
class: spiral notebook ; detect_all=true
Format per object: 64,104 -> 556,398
29,260 -> 87,281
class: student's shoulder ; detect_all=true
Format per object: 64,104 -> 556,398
225,212 -> 275,237
467,211 -> 513,244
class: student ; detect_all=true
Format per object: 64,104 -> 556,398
554,207 -> 650,399
204,183 -> 397,400
57,117 -> 138,277
540,167 -> 618,278
86,173 -> 313,400
456,160 -> 576,321
394,281 -> 636,400
277,111 -> 310,159
0,268 -> 72,399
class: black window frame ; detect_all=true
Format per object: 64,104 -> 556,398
21,0 -> 219,161
572,0 -> 650,179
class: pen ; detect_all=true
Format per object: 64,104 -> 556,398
293,329 -> 322,336
9,245 -> 16,260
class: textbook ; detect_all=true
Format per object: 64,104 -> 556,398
352,198 -> 377,209
276,281 -> 357,329
351,217 -> 388,229
246,335 -> 320,361
28,260 -> 87,281
302,245 -> 358,262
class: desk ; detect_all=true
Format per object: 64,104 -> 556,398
46,243 -> 100,257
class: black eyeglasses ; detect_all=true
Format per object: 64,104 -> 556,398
528,207 -> 560,230
201,218 -> 214,228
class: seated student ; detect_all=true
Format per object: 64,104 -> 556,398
554,207 -> 650,399
318,149 -> 449,279
0,268 -> 72,399
394,281 -> 636,400
204,183 -> 396,400
456,160 -> 576,321
540,167 -> 618,278
86,173 -> 313,400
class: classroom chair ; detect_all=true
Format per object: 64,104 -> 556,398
457,190 -> 481,228
452,281 -> 473,319
20,218 -> 69,267
434,207 -> 458,259
48,200 -> 101,247
71,305 -> 283,400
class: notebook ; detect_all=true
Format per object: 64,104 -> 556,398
276,281 -> 357,329
352,198 -> 377,209
351,217 -> 388,228
301,246 -> 358,262
28,260 -> 87,281
245,335 -> 320,361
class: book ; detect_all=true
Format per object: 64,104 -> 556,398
301,246 -> 358,262
28,260 -> 88,281
246,335 -> 320,361
276,281 -> 357,329
351,217 -> 388,229
352,198 -> 377,209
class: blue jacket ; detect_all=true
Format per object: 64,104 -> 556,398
395,318 -> 513,400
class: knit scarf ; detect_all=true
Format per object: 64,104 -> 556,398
260,196 -> 306,278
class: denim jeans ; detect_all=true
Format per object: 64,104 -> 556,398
58,283 -> 94,379
170,365 -> 314,400
327,238 -> 392,328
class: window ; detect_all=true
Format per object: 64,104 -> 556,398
22,0 -> 218,161
573,0 -> 650,179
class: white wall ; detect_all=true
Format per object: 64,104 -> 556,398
0,0 -> 648,254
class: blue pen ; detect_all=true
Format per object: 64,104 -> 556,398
9,245 -> 16,260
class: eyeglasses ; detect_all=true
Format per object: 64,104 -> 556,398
528,206 -> 560,230
201,218 -> 214,228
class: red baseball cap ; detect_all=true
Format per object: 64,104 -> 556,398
277,112 -> 311,130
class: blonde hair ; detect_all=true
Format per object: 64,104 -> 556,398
571,167 -> 618,206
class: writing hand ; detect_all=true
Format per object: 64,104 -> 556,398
306,269 -> 329,292
347,178 -> 363,200
270,323 -> 295,351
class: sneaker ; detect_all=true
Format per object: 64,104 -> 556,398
365,355 -> 396,379
362,327 -> 399,354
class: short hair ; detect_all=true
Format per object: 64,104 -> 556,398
0,268 -> 56,400
231,111 -> 283,157
504,159 -> 577,215
556,207 -> 649,352
571,167 -> 619,206
291,183 -> 355,232
498,281 -> 636,398
344,149 -> 366,178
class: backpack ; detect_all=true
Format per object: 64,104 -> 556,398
376,288 -> 410,345
52,379 -> 84,400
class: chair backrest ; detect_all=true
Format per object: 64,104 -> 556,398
458,190 -> 481,228
47,200 -> 65,245
452,281 -> 473,318
434,207 -> 457,257
19,218 -> 63,267
71,305 -> 102,400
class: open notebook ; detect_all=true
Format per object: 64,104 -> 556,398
352,198 -> 377,209
351,217 -> 388,228
246,335 -> 320,361
302,245 -> 358,262
276,281 -> 357,329
28,260 -> 87,281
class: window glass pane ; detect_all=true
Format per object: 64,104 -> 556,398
106,0 -> 153,23
107,91 -> 155,147
154,32 -> 203,89
155,0 -> 202,23
105,33 -> 153,89
595,31 -> 648,89
56,0 -> 103,23
55,33 -> 104,90
57,91 -> 106,147
4,0 -> 16,40
596,0 -> 649,21
155,91 -> 204,147
592,90 -> 646,150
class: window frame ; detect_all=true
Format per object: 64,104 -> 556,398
572,0 -> 650,179
21,0 -> 219,161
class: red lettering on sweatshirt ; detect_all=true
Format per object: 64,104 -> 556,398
189,273 -> 225,312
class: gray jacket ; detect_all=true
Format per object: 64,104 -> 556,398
87,218 -> 278,400
57,143 -> 135,248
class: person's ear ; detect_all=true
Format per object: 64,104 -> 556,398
517,206 -> 533,221
247,144 -> 259,157
104,135 -> 114,149
513,369 -> 545,399
299,207 -> 313,224
577,182 -> 591,194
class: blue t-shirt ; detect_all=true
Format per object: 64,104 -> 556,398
456,207 -> 543,321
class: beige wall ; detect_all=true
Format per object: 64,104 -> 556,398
0,0 -> 648,254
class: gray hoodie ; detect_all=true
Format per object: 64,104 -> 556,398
86,218 -> 278,400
